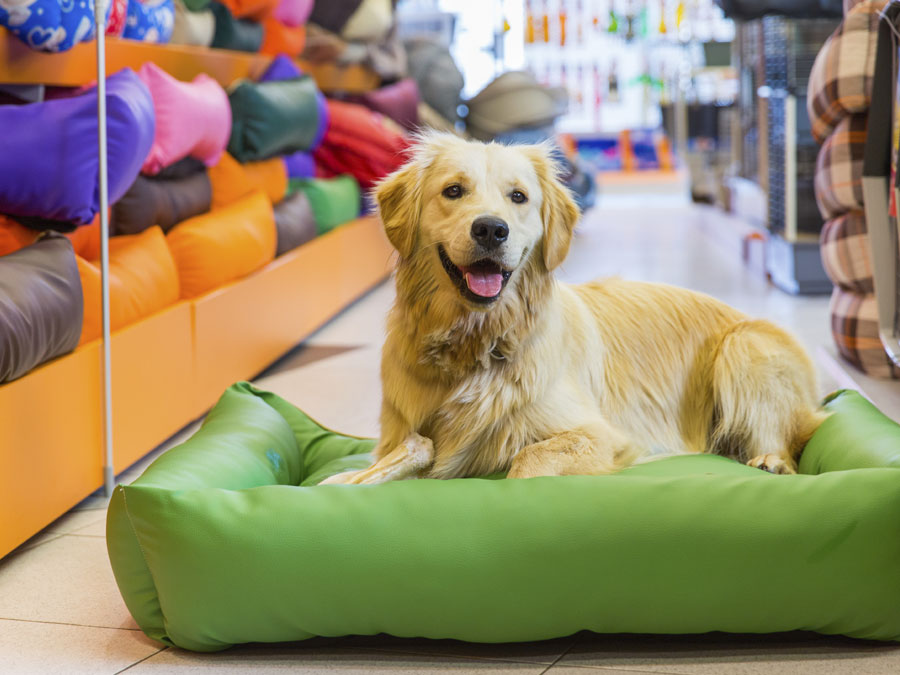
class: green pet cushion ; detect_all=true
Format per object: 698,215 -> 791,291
107,384 -> 900,652
227,76 -> 326,163
208,1 -> 262,53
286,175 -> 361,234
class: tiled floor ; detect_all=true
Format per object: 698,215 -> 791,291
3,202 -> 900,673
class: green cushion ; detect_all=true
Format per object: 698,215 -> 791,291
287,175 -> 361,234
208,2 -> 262,52
107,384 -> 900,652
227,77 -> 325,163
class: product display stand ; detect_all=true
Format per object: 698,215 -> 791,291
0,26 -> 393,560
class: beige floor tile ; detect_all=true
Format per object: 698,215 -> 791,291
73,493 -> 112,511
10,530 -> 64,554
330,634 -> 578,664
304,281 -> 395,349
44,507 -> 107,535
550,668 -> 672,675
0,618 -> 162,675
0,534 -> 137,630
254,345 -> 383,438
262,344 -> 367,376
126,644 -> 548,673
70,517 -> 107,537
559,632 -> 900,675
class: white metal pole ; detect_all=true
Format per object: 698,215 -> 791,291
94,0 -> 115,496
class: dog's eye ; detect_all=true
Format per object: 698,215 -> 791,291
511,190 -> 528,204
442,184 -> 463,199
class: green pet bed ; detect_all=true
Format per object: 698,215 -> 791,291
107,383 -> 900,652
286,174 -> 361,234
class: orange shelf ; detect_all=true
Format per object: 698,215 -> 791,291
0,215 -> 391,558
296,58 -> 380,94
192,215 -> 392,406
0,28 -> 377,92
0,342 -> 104,558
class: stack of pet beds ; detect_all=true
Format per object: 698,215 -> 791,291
169,0 -> 310,55
0,51 -> 405,386
0,0 -> 309,53
807,0 -> 898,377
0,0 -> 176,51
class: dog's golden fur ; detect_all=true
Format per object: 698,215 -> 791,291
323,134 -> 826,485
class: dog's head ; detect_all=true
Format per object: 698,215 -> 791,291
376,133 -> 579,307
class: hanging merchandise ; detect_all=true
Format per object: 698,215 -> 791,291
576,0 -> 584,43
525,0 -> 535,43
559,5 -> 567,46
608,8 -> 618,33
608,61 -> 620,103
542,0 -> 550,42
638,1 -> 649,39
675,0 -> 685,28
575,64 -> 585,111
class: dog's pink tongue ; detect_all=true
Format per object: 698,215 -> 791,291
464,270 -> 503,297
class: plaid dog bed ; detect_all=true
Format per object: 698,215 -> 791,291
830,287 -> 900,378
815,113 -> 867,219
820,210 -> 873,293
807,1 -> 886,143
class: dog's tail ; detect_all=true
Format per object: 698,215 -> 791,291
709,319 -> 828,468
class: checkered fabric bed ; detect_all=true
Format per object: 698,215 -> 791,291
830,287 -> 900,378
808,1 -> 886,143
815,114 -> 868,219
820,210 -> 874,293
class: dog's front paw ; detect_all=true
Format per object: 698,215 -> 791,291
319,470 -> 364,485
747,454 -> 795,475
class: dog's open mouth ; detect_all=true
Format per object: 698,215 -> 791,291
438,245 -> 513,304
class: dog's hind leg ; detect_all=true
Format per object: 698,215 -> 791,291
319,433 -> 434,485
508,421 -> 640,479
709,320 -> 827,474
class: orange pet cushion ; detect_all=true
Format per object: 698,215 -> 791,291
208,153 -> 288,208
243,157 -> 288,204
66,214 -> 102,260
77,226 -> 180,345
261,17 -> 306,57
166,191 -> 276,299
0,215 -> 38,256
219,0 -> 278,21
4,211 -> 102,260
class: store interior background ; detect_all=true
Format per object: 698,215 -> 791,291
396,0 -> 889,410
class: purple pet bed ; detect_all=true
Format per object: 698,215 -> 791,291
282,151 -> 315,179
259,54 -> 303,82
0,69 -> 155,225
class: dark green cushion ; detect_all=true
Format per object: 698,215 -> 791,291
286,175 -> 360,234
107,385 -> 900,652
227,77 -> 325,163
209,2 -> 262,53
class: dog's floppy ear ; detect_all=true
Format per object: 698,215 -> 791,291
523,145 -> 580,271
375,160 -> 422,260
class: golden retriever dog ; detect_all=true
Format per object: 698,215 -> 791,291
322,133 -> 826,485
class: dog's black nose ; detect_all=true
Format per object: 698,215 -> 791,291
471,217 -> 509,250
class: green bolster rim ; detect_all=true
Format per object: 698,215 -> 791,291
107,386 -> 900,651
